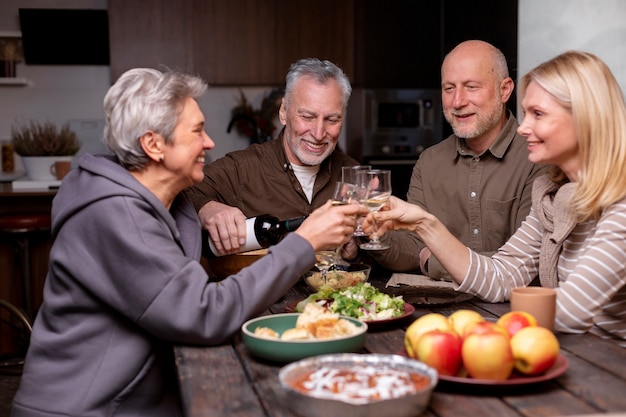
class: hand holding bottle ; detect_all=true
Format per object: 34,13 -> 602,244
198,201 -> 248,255
295,200 -> 369,252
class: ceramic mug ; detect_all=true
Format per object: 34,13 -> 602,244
50,160 -> 71,180
510,287 -> 556,330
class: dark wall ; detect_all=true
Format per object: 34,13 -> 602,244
442,0 -> 519,129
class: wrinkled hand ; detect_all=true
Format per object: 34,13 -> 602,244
362,196 -> 429,236
198,201 -> 247,255
296,200 -> 369,252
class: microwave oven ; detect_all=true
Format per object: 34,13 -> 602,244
361,89 -> 442,158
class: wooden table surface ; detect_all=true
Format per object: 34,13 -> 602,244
174,273 -> 626,417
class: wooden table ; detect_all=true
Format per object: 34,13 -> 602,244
174,273 -> 626,417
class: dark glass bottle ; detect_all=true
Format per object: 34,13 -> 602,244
206,214 -> 307,256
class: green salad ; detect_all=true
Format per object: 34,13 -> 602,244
295,282 -> 405,321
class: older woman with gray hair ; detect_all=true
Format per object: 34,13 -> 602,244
11,68 -> 366,416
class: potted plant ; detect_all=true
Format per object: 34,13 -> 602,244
11,120 -> 81,181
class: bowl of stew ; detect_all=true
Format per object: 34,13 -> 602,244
278,353 -> 438,417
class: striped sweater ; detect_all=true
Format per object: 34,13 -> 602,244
457,175 -> 626,346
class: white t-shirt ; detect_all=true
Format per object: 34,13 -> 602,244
290,164 -> 319,203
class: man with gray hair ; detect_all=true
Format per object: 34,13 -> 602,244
187,58 -> 358,256
369,40 -> 549,279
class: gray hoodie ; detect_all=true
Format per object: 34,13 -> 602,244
12,153 -> 314,417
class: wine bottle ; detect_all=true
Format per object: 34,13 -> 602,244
205,214 -> 307,256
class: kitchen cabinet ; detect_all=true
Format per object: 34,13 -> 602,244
108,0 -> 194,83
108,0 -> 516,87
108,0 -> 355,85
354,0 -> 517,89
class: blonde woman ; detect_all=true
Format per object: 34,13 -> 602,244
366,51 -> 626,346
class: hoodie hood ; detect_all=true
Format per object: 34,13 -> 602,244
51,153 -> 201,258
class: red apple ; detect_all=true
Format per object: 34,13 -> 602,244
448,309 -> 485,337
497,311 -> 538,338
404,313 -> 453,358
510,326 -> 560,375
462,329 -> 514,380
415,329 -> 463,376
463,320 -> 510,341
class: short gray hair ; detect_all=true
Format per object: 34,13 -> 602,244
103,68 -> 207,170
284,58 -> 352,109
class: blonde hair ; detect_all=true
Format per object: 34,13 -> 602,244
519,51 -> 626,221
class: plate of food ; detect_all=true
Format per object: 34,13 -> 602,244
304,262 -> 371,291
398,348 -> 569,387
286,282 -> 415,328
242,303 -> 367,363
439,354 -> 569,387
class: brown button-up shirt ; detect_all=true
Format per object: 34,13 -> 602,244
371,111 -> 551,279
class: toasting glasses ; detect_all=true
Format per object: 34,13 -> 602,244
357,169 -> 392,250
314,181 -> 356,281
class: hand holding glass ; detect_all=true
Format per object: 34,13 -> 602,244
315,182 -> 355,279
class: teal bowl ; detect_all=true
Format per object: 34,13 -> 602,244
241,313 -> 367,363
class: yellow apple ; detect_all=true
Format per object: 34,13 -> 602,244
448,309 -> 485,337
497,311 -> 538,338
510,326 -> 560,375
404,313 -> 453,358
462,329 -> 514,380
462,320 -> 510,341
415,329 -> 463,376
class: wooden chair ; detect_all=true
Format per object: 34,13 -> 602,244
0,298 -> 32,375
0,213 -> 49,375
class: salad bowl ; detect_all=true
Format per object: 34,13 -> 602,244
294,282 -> 406,322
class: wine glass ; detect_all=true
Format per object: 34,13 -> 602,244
358,169 -> 392,250
341,165 -> 371,236
341,165 -> 372,183
315,181 -> 355,281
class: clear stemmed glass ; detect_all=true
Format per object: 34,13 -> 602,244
341,165 -> 372,183
315,181 -> 355,281
341,165 -> 371,236
358,169 -> 392,250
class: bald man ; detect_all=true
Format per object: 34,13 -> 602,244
369,40 -> 550,280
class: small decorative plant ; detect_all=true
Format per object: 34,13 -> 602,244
11,120 -> 81,156
230,88 -> 284,141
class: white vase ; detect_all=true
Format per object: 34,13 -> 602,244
21,156 -> 74,181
